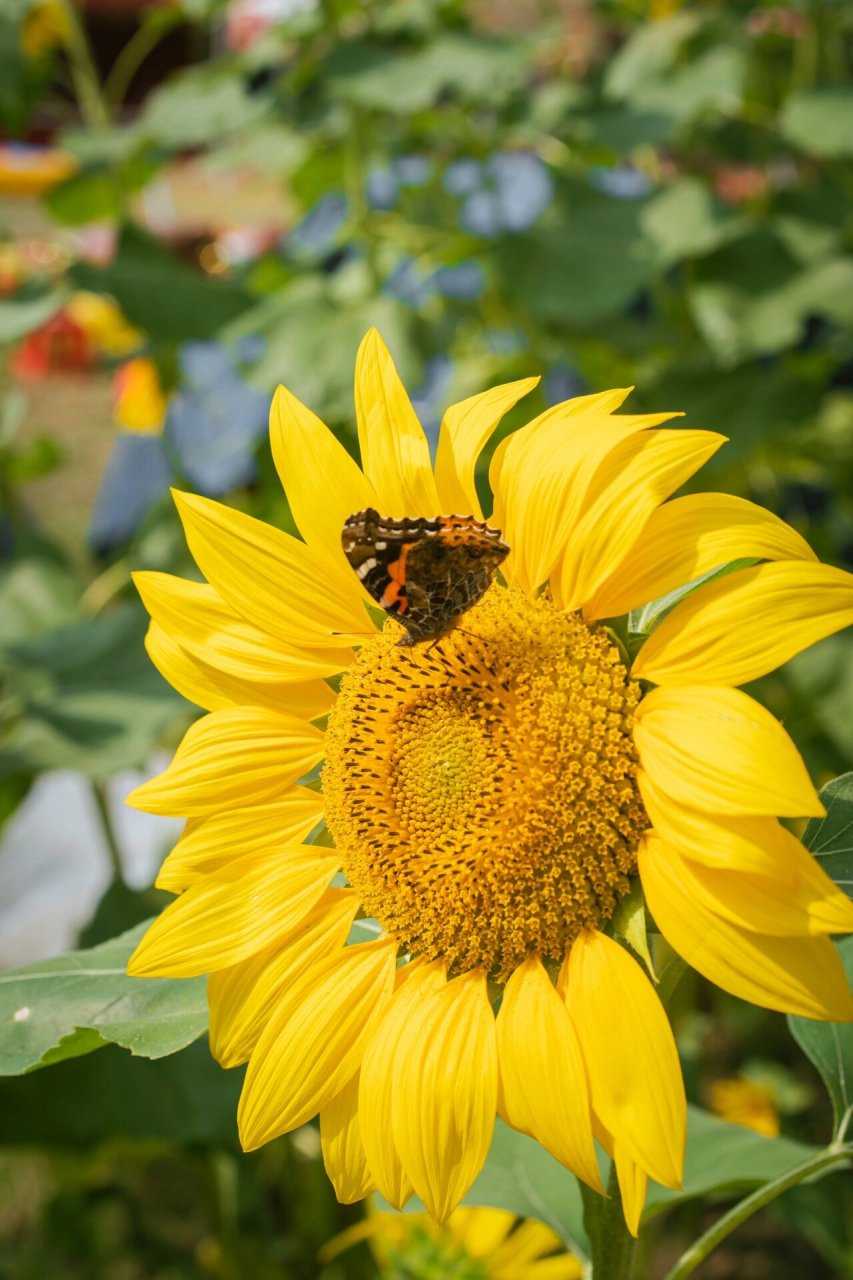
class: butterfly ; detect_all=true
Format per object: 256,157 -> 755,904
342,508 -> 509,644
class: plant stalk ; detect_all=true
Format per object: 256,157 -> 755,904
580,1166 -> 637,1280
91,779 -> 127,886
662,1143 -> 853,1280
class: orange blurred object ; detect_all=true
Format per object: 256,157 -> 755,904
0,144 -> 78,197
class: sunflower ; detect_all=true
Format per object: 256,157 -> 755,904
320,1199 -> 583,1279
128,329 -> 853,1235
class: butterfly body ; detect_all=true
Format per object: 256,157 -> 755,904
342,508 -> 509,644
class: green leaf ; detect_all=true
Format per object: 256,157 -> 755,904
788,936 -> 853,1132
493,179 -> 653,325
803,773 -> 853,900
226,279 -> 421,421
70,223 -> 251,342
628,559 -> 758,640
0,555 -> 80,647
458,1106 -> 819,1243
604,13 -> 701,101
641,179 -> 747,267
0,1039 -> 240,1147
645,1106 -> 820,1214
138,68 -> 272,149
0,920 -> 207,1077
462,1120 -> 587,1250
780,90 -> 853,158
327,34 -> 527,113
44,169 -> 122,225
0,604 -> 188,779
0,289 -> 65,343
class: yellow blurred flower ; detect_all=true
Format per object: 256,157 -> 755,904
112,358 -> 167,435
708,1077 -> 780,1138
321,1200 -> 583,1278
0,144 -> 77,197
21,0 -> 70,59
66,292 -> 143,359
126,329 -> 853,1236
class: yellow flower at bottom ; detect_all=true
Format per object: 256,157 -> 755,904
320,1198 -> 584,1279
127,328 -> 853,1236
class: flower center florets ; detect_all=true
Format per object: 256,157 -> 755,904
322,586 -> 647,981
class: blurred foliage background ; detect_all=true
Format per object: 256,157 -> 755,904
1,0 -> 852,1276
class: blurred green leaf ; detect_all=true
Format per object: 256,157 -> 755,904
70,223 -> 251,342
0,289 -> 65,343
0,1038 -> 239,1146
459,1106 -> 820,1246
645,1106 -> 821,1214
0,555 -> 79,646
493,179 -> 653,325
0,604 -> 188,778
138,68 -> 272,149
327,34 -> 527,113
788,936 -> 853,1132
780,90 -> 853,157
44,170 -> 122,225
604,13 -> 701,102
786,639 -> 853,764
228,280 -> 421,421
0,920 -> 207,1077
641,179 -> 747,266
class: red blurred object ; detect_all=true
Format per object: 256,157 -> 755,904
10,309 -> 93,379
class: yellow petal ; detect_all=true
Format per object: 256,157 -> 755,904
560,429 -> 725,613
392,969 -> 497,1223
639,833 -> 853,1020
638,777 -> 800,879
450,1207 -> 514,1259
650,836 -> 853,937
359,961 -> 446,1209
496,955 -> 602,1192
320,1072 -> 375,1204
634,686 -> 822,818
128,848 -> 339,977
492,1220 -> 582,1278
587,493 -> 817,621
238,938 -> 398,1149
355,329 -> 440,517
491,388 -> 681,595
156,789 -> 325,892
633,561 -> 853,686
144,621 -> 335,720
133,571 -> 347,683
208,889 -> 359,1066
270,383 -> 379,574
434,377 -> 540,520
126,706 -> 325,817
173,490 -> 367,649
612,1140 -> 648,1239
566,930 -> 685,1190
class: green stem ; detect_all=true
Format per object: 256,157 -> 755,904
58,1 -> 111,128
103,12 -> 179,110
580,1165 -> 637,1280
91,779 -> 127,886
662,1144 -> 853,1280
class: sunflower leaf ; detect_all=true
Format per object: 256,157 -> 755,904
787,935 -> 853,1134
0,920 -> 207,1076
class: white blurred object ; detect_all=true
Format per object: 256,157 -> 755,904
0,761 -> 181,968
225,0 -> 316,51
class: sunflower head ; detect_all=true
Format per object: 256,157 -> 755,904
127,328 -> 853,1235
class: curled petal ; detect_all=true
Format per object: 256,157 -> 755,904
634,685 -> 822,818
633,561 -> 853,687
586,493 -> 816,621
639,833 -> 853,1021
